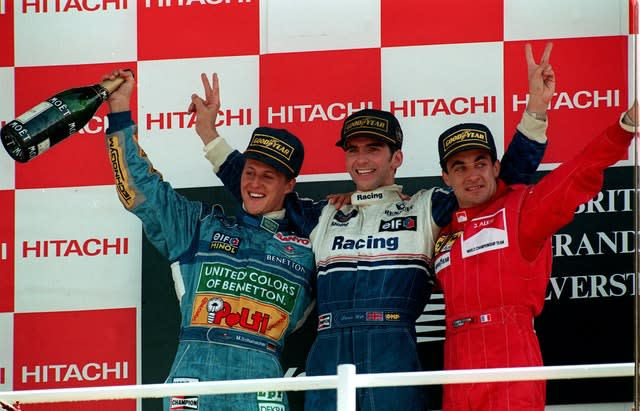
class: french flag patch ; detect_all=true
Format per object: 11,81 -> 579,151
479,314 -> 492,323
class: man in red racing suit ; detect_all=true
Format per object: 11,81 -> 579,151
433,83 -> 637,410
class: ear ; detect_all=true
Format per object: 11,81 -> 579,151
493,159 -> 501,178
441,170 -> 451,187
284,178 -> 296,195
391,149 -> 403,170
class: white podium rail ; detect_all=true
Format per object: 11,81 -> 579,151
0,363 -> 634,409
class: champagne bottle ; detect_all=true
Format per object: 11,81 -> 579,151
1,77 -> 125,163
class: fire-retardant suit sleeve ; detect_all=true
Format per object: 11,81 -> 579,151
518,123 -> 634,260
105,111 -> 204,261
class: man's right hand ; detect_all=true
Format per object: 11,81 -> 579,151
104,69 -> 135,113
189,72 -> 221,145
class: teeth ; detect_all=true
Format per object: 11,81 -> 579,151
357,169 -> 374,175
249,192 -> 265,198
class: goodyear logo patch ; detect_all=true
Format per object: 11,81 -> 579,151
442,128 -> 488,151
248,134 -> 294,161
344,116 -> 388,135
209,232 -> 240,254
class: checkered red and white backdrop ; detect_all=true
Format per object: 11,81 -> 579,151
0,0 -> 637,410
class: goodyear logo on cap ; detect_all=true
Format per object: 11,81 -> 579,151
443,129 -> 488,151
344,116 -> 388,135
249,134 -> 294,160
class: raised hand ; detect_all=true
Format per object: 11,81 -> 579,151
103,69 -> 135,113
189,72 -> 221,145
525,42 -> 555,114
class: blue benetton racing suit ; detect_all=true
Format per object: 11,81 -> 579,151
105,112 -> 316,411
210,115 -> 546,411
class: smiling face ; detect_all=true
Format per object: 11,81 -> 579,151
343,136 -> 403,192
442,149 -> 500,208
240,158 -> 295,216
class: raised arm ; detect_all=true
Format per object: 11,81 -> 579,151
194,73 -> 326,236
104,69 -> 203,261
499,42 -> 555,185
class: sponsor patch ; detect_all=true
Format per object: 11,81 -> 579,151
331,235 -> 399,251
384,202 -> 414,216
318,313 -> 332,330
260,217 -> 279,234
366,312 -> 383,321
355,191 -> 383,202
384,312 -> 402,321
274,232 -> 311,248
434,231 -> 462,255
333,209 -> 358,223
107,136 -> 135,209
266,254 -> 307,273
209,232 -> 240,254
170,377 -> 199,410
379,216 -> 417,232
434,252 -> 451,274
461,209 -> 509,257
257,391 -> 285,411
344,115 -> 389,137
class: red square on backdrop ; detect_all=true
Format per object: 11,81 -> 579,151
137,1 -> 259,61
13,63 -> 137,189
0,190 -> 13,313
260,49 -> 381,175
381,0 -> 503,47
0,0 -> 13,67
504,37 -> 628,164
13,308 -> 136,410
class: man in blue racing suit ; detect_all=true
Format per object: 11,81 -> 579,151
198,43 -> 551,411
102,70 -> 316,411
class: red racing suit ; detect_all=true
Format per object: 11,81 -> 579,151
433,122 -> 634,411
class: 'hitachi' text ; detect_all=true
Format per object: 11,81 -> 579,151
513,89 -> 620,112
145,0 -> 250,7
22,237 -> 129,258
22,0 -> 128,13
268,102 -> 373,124
332,235 -> 399,251
146,109 -> 251,130
389,96 -> 496,118
22,361 -> 129,383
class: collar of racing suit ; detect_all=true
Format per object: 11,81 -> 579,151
350,184 -> 404,206
238,207 -> 290,234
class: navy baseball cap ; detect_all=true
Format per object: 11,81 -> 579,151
438,123 -> 497,169
243,127 -> 304,179
336,109 -> 403,149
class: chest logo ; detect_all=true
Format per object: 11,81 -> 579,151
461,208 -> 509,257
379,216 -> 417,232
209,232 -> 241,254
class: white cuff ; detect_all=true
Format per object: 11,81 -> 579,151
516,111 -> 548,144
619,112 -> 637,133
203,137 -> 234,173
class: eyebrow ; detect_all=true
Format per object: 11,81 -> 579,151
450,154 -> 491,168
346,141 -> 385,149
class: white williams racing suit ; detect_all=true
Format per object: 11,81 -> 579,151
305,185 -> 436,411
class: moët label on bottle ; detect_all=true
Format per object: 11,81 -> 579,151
17,101 -> 53,124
